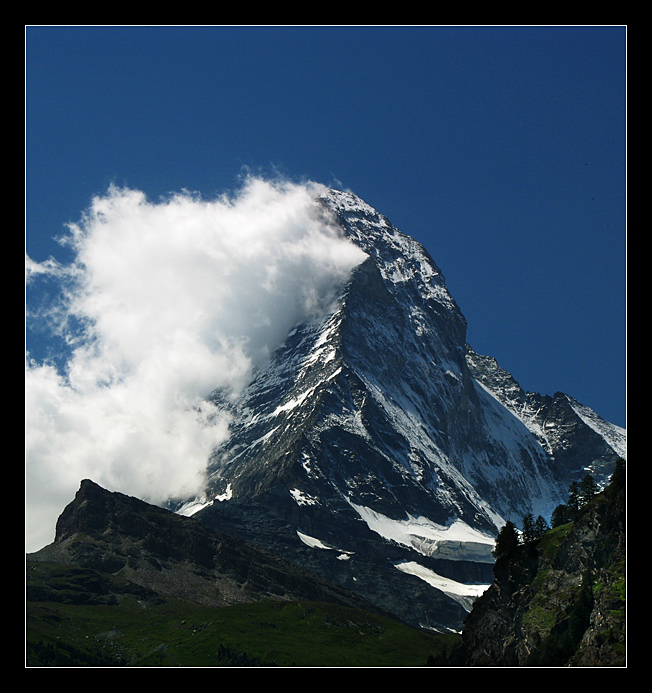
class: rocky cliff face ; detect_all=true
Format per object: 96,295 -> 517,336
457,471 -> 626,666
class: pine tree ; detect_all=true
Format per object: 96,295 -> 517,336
522,513 -> 536,543
608,458 -> 625,491
521,513 -> 550,542
534,514 -> 549,538
493,520 -> 519,559
603,458 -> 625,504
579,473 -> 598,506
551,504 -> 570,528
567,481 -> 581,517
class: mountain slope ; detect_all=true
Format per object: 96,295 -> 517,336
187,189 -> 625,633
26,480 -> 458,667
27,478 -> 380,613
457,467 -> 626,666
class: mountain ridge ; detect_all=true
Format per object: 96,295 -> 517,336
28,478 -> 462,667
27,478 -> 383,614
184,188 -> 624,632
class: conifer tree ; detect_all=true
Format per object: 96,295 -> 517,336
534,514 -> 550,538
608,458 -> 625,491
567,481 -> 581,517
493,520 -> 519,558
522,513 -> 536,543
579,473 -> 598,506
602,458 -> 625,504
551,504 -> 570,528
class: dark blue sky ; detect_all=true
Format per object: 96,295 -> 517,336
26,25 -> 626,427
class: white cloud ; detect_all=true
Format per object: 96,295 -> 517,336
25,176 -> 366,552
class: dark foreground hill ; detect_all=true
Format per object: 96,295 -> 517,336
26,479 -> 459,667
25,470 -> 626,667
27,479 -> 381,611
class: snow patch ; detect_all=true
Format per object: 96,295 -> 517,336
173,482 -> 235,515
297,530 -> 332,549
176,498 -> 212,516
569,397 -> 627,459
350,502 -> 496,563
215,484 -> 233,502
272,368 -> 342,418
290,488 -> 319,506
395,561 -> 491,612
296,530 -> 354,560
272,388 -> 315,416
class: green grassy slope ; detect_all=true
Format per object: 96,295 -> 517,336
27,562 -> 460,667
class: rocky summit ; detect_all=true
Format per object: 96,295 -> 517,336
173,189 -> 627,633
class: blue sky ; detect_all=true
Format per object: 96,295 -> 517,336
26,25 -> 626,431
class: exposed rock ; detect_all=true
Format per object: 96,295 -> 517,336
191,188 -> 625,633
27,479 -> 384,615
457,472 -> 625,666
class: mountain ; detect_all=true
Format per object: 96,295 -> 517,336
27,480 -> 458,667
180,188 -> 626,633
456,464 -> 626,666
27,479 -> 380,613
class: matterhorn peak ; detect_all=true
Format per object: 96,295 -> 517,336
192,188 -> 624,633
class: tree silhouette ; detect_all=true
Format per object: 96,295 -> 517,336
551,504 -> 571,528
579,473 -> 598,506
522,513 -> 536,543
567,481 -> 581,517
521,513 -> 550,542
493,520 -> 519,559
534,515 -> 550,537
609,458 -> 625,491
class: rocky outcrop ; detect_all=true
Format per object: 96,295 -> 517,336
457,471 -> 625,666
27,479 -> 382,614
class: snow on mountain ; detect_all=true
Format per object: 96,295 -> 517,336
193,188 -> 625,632
568,398 -> 626,460
347,504 -> 496,563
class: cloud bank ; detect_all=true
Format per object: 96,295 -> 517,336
25,177 -> 366,552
